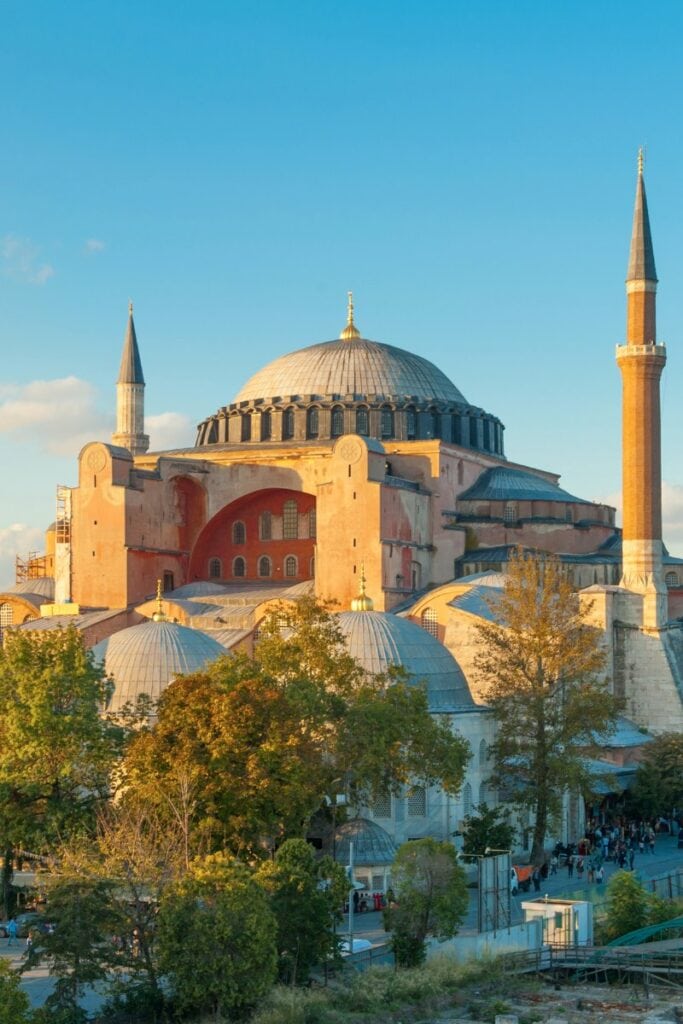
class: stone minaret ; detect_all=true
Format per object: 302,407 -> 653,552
112,302 -> 150,456
616,151 -> 667,628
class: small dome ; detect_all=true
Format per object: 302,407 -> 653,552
323,817 -> 397,866
233,337 -> 467,405
337,609 -> 473,711
92,620 -> 225,715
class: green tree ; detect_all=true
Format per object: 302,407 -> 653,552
628,732 -> 683,819
256,838 -> 347,985
461,803 -> 516,858
0,626 -> 125,853
157,854 -> 277,1020
383,838 -> 468,967
603,870 -> 651,942
0,960 -> 32,1024
123,599 -> 470,859
474,551 -> 620,863
26,874 -> 120,1022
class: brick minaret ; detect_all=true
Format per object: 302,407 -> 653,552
112,302 -> 149,456
616,151 -> 667,628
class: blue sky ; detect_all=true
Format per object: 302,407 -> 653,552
2,0 -> 683,584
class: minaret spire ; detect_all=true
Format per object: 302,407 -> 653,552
617,152 -> 667,627
112,302 -> 150,455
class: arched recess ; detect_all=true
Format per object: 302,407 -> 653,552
188,487 -> 316,583
170,476 -> 207,553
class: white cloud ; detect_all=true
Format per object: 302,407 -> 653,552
0,523 -> 45,591
147,412 -> 193,450
0,377 -> 111,456
1,234 -> 54,285
84,238 -> 106,255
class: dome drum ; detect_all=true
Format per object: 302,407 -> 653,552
196,398 -> 504,455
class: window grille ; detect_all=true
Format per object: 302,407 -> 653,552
283,500 -> 298,539
373,792 -> 392,818
331,406 -> 344,437
408,787 -> 426,817
421,608 -> 438,637
0,603 -> 12,642
284,555 -> 297,577
232,521 -> 246,544
208,558 -> 222,579
503,503 -> 517,524
356,408 -> 369,436
258,556 -> 272,577
309,508 -> 316,539
666,572 -> 679,586
233,556 -> 246,578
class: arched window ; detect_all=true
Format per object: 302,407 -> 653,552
666,572 -> 680,586
479,739 -> 488,766
451,415 -> 462,445
309,508 -> 316,539
380,407 -> 394,438
259,511 -> 272,541
240,414 -> 252,442
373,792 -> 392,818
331,405 -> 344,437
356,407 -> 369,436
283,500 -> 298,539
408,786 -> 426,817
284,555 -> 297,577
430,408 -> 441,439
208,557 -> 222,579
421,608 -> 438,637
463,782 -> 473,817
258,555 -> 272,578
232,521 -> 246,544
0,602 -> 12,641
306,407 -> 319,439
282,408 -> 295,440
233,556 -> 246,578
261,410 -> 272,441
406,406 -> 417,439
503,503 -> 517,524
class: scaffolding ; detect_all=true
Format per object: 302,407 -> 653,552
55,485 -> 71,545
15,552 -> 48,583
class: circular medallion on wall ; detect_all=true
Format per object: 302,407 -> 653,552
336,436 -> 364,464
85,446 -> 107,472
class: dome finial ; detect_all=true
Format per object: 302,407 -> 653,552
339,290 -> 361,340
152,578 -> 167,622
351,561 -> 374,611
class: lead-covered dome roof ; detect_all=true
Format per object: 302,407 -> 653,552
337,609 -> 474,712
93,620 -> 225,715
234,336 -> 467,405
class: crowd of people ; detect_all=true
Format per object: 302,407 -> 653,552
546,819 -> 673,886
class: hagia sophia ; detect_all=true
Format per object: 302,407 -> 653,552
1,156 -> 681,864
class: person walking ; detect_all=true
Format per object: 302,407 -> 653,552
550,854 -> 558,876
596,865 -> 604,885
628,847 -> 635,870
6,918 -> 17,948
567,854 -> 574,879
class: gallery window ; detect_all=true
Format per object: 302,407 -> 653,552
380,407 -> 394,438
232,521 -> 246,545
258,555 -> 272,577
356,407 -> 369,436
284,555 -> 297,577
306,407 -> 319,439
259,511 -> 272,540
208,557 -> 222,579
283,500 -> 298,540
283,408 -> 295,440
233,556 -> 246,578
241,414 -> 252,442
261,410 -> 272,441
331,405 -> 344,437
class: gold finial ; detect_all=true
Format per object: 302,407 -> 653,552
339,290 -> 361,340
351,562 -> 375,612
152,578 -> 166,622
128,300 -> 134,316
638,146 -> 644,176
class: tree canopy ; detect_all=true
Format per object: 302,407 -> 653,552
474,550 -> 620,862
0,626 -> 125,851
123,598 -> 470,858
628,732 -> 683,819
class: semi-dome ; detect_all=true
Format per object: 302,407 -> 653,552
337,609 -> 474,711
92,619 -> 225,715
233,336 -> 467,406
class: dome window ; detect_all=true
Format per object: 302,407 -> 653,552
283,408 -> 295,440
258,556 -> 272,578
208,557 -> 222,579
0,602 -> 12,642
233,556 -> 246,578
503,502 -> 517,524
259,511 -> 272,541
666,572 -> 679,587
261,410 -> 272,441
421,608 -> 438,637
406,407 -> 417,440
451,415 -> 462,445
283,500 -> 298,540
356,408 -> 369,436
284,555 -> 297,578
241,414 -> 252,442
380,407 -> 394,438
331,405 -> 344,437
306,407 -> 319,439
408,787 -> 426,817
232,521 -> 246,545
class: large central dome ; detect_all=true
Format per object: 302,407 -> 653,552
233,336 -> 467,404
